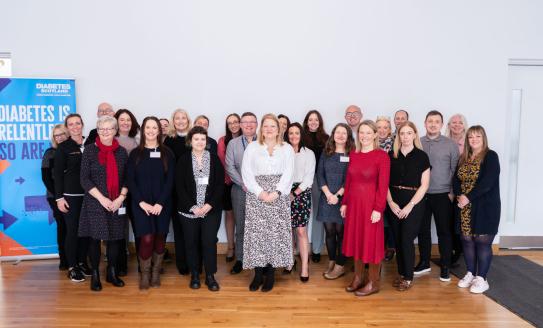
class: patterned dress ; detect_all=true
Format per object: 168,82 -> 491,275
78,144 -> 128,240
457,158 -> 481,236
243,175 -> 294,269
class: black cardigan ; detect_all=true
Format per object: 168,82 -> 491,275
175,151 -> 224,214
453,150 -> 501,235
53,137 -> 85,199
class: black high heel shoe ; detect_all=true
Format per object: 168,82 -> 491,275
225,247 -> 235,263
282,260 -> 297,275
300,275 -> 309,283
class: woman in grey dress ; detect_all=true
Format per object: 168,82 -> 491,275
316,123 -> 354,280
78,116 -> 129,291
241,114 -> 295,292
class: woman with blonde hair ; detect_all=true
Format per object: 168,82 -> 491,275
445,114 -> 468,155
341,120 -> 390,296
241,114 -> 295,292
42,124 -> 70,270
164,108 -> 192,275
386,121 -> 430,291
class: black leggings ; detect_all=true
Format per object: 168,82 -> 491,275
324,222 -> 345,266
47,198 -> 67,265
89,239 -> 121,270
461,234 -> 495,279
64,196 -> 89,268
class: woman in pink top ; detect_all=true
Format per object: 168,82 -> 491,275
217,113 -> 241,262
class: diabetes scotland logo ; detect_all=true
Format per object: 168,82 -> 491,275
35,82 -> 72,96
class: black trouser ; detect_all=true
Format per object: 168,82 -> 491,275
89,238 -> 121,270
173,212 -> 188,271
451,204 -> 463,257
181,210 -> 221,275
47,197 -> 67,266
387,190 -> 425,280
115,194 -> 133,272
417,192 -> 452,267
64,196 -> 90,268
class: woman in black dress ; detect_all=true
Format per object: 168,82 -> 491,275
176,126 -> 224,291
127,117 -> 175,290
41,124 -> 69,270
79,116 -> 129,291
386,121 -> 430,291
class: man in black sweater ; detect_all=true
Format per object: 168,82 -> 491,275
85,102 -> 115,146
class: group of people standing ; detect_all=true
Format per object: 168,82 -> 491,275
41,102 -> 501,296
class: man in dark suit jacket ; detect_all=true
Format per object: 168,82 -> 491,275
85,102 -> 115,146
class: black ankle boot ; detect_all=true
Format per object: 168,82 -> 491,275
106,266 -> 125,287
90,269 -> 102,291
249,267 -> 264,291
262,266 -> 275,292
205,274 -> 220,292
190,272 -> 201,289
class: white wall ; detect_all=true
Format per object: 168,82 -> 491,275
2,0 -> 543,240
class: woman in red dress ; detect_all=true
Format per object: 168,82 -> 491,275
341,120 -> 390,297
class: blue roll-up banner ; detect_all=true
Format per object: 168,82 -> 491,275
0,78 -> 76,259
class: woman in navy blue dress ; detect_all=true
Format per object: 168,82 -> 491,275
127,116 -> 175,290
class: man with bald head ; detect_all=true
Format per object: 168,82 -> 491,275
85,102 -> 115,145
344,105 -> 363,138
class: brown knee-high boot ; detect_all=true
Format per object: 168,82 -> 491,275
139,256 -> 152,290
355,262 -> 381,296
346,260 -> 365,292
151,252 -> 165,287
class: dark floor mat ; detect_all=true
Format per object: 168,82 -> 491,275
432,255 -> 543,327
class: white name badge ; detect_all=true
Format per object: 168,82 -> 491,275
118,207 -> 126,215
150,151 -> 161,158
340,156 -> 350,163
197,177 -> 209,185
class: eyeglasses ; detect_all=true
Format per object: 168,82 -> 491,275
53,133 -> 67,139
98,127 -> 116,133
345,112 -> 361,118
98,109 -> 114,114
227,121 -> 240,126
240,121 -> 257,125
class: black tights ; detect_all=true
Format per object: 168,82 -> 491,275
89,239 -> 121,270
139,234 -> 166,260
324,222 -> 345,266
461,234 -> 495,279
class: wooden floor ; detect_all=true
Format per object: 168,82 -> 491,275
1,250 -> 541,328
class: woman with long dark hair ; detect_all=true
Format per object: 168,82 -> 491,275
127,116 -> 175,289
217,113 -> 241,262
286,122 -> 315,282
302,109 -> 329,263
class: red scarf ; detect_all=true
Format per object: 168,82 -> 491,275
96,137 -> 120,200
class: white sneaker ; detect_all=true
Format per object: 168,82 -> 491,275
469,276 -> 489,294
457,272 -> 474,288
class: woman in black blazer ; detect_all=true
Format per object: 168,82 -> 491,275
176,126 -> 224,291
453,125 -> 500,294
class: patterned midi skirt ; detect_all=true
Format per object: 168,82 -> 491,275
291,182 -> 312,228
243,174 -> 294,269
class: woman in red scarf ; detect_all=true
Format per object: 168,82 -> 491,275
79,116 -> 129,291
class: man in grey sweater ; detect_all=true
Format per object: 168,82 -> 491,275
415,110 -> 459,282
